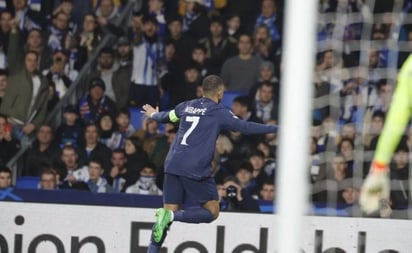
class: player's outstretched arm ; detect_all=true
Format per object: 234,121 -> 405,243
222,110 -> 278,134
360,55 -> 412,214
141,104 -> 159,118
141,104 -> 180,123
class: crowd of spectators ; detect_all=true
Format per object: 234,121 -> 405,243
0,0 -> 410,217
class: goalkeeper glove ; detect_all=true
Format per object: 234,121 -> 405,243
359,161 -> 390,214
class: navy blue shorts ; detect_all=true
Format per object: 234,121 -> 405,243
163,173 -> 218,206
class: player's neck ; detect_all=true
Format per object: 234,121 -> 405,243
204,95 -> 219,103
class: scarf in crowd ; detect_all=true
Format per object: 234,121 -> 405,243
183,12 -> 200,32
48,26 -> 66,51
255,15 -> 280,41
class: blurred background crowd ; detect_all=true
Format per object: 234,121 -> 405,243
0,0 -> 411,217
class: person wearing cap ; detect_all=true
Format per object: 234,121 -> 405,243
115,36 -> 132,67
87,47 -> 117,101
77,77 -> 117,125
88,46 -> 130,110
129,15 -> 166,108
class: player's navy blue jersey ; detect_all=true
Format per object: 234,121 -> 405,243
152,97 -> 277,180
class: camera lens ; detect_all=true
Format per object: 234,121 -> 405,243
226,186 -> 237,198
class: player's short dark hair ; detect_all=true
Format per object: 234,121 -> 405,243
202,75 -> 224,95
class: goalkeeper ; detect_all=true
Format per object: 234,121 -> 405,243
360,55 -> 412,214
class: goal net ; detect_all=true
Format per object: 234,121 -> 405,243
310,0 -> 412,219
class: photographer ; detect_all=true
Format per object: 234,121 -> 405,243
217,176 -> 260,213
42,49 -> 76,99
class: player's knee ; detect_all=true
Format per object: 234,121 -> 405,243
203,201 -> 220,222
211,209 -> 219,221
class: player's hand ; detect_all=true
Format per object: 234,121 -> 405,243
359,163 -> 390,214
141,104 -> 159,118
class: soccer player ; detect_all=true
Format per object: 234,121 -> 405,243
360,56 -> 412,214
141,75 -> 277,252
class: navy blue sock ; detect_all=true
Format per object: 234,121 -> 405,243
146,223 -> 169,253
173,206 -> 214,223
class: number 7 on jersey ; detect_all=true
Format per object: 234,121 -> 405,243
180,116 -> 200,145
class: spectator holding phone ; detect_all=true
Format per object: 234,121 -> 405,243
217,176 -> 260,213
0,114 -> 20,165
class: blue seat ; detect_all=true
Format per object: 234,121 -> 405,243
129,107 -> 144,130
129,107 -> 166,133
221,91 -> 246,109
15,177 -> 40,189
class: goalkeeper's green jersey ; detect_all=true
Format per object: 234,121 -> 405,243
374,55 -> 412,165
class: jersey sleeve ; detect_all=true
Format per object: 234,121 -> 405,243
220,109 -> 277,134
373,55 -> 412,165
150,102 -> 185,123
